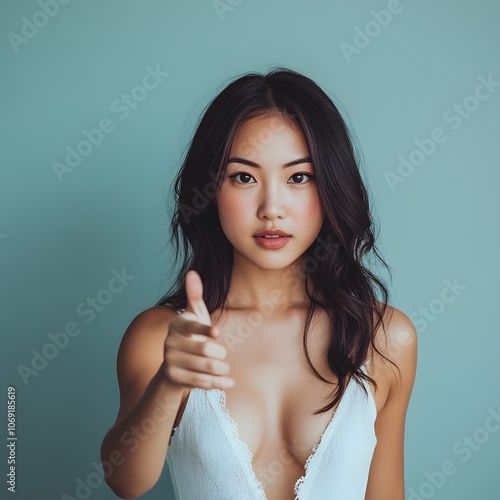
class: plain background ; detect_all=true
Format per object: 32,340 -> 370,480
1,0 -> 499,499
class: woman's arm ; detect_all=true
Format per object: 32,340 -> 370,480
365,307 -> 418,500
100,307 -> 185,499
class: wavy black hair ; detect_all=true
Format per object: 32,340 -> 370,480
155,67 -> 398,415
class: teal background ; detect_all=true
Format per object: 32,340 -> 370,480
1,0 -> 499,498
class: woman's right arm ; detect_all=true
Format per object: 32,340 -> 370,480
100,306 -> 184,499
100,271 -> 234,499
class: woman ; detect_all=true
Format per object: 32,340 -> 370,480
100,67 -> 417,500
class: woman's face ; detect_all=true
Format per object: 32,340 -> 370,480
215,114 -> 324,270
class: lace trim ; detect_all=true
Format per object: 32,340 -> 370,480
292,407 -> 337,499
210,359 -> 370,499
211,389 -> 268,500
294,361 -> 370,499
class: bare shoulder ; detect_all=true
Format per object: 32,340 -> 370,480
364,303 -> 418,498
113,305 -> 186,425
371,302 -> 418,411
117,305 -> 177,366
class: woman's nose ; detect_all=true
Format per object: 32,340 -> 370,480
256,183 -> 286,220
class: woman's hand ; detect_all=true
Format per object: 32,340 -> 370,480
161,270 -> 235,390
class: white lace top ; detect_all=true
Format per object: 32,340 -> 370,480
165,359 -> 377,499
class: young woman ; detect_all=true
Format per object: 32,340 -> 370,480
101,67 -> 417,500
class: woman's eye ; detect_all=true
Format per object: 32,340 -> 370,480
229,173 -> 255,184
229,172 -> 314,185
289,173 -> 314,184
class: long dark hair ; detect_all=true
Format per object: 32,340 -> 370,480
155,67 -> 398,415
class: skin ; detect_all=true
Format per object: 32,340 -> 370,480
170,115 -> 417,499
105,114 -> 417,500
215,113 -> 325,314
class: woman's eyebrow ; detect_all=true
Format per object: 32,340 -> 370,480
226,156 -> 312,168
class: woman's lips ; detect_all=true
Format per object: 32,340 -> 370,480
253,235 -> 291,249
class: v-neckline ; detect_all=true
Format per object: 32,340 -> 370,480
207,373 -> 357,500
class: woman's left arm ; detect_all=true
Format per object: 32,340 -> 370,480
365,308 -> 418,500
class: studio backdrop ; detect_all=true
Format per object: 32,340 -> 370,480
1,0 -> 499,499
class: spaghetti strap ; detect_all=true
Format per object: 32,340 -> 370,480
360,358 -> 371,372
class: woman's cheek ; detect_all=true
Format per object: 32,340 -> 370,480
225,196 -> 247,220
296,194 -> 321,220
218,193 -> 250,230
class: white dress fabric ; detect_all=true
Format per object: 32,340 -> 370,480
165,356 -> 377,500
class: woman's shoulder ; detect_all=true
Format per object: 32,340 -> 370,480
112,305 -> 184,425
137,304 -> 181,320
370,302 -> 418,408
132,304 -> 192,391
117,305 -> 187,381
372,302 -> 417,357
118,306 -> 180,370
131,305 -> 183,330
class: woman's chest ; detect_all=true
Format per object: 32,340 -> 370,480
211,308 -> 385,463
202,308 -> 382,499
